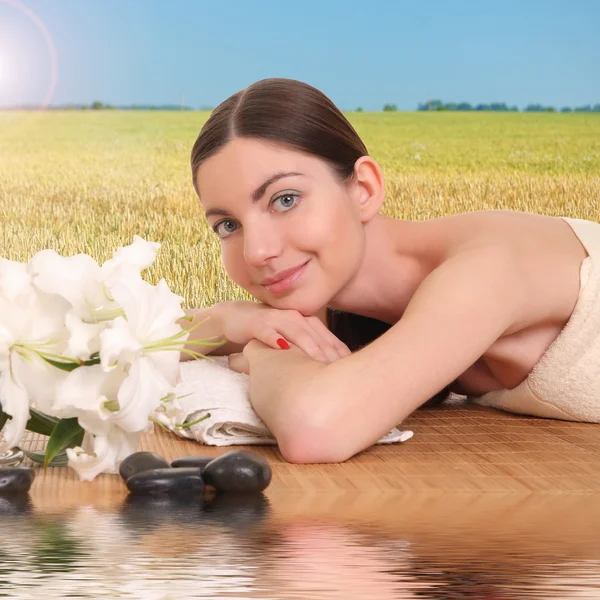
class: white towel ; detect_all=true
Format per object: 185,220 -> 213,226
170,355 -> 414,447
473,217 -> 600,423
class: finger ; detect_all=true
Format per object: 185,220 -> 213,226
283,313 -> 339,362
227,352 -> 250,374
306,316 -> 352,359
254,321 -> 329,362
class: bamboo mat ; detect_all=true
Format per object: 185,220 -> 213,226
18,402 -> 600,508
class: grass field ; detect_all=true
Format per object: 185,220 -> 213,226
1,111 -> 599,309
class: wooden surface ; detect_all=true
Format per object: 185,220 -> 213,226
21,402 -> 600,509
12,402 -> 600,572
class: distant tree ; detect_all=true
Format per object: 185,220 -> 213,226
561,107 -> 572,112
456,102 -> 473,111
356,107 -> 364,112
383,103 -> 398,111
90,101 -> 104,110
594,104 -> 600,112
574,105 -> 592,112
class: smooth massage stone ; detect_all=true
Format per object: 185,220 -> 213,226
202,450 -> 272,493
171,456 -> 214,474
126,467 -> 205,495
0,467 -> 35,494
119,451 -> 170,482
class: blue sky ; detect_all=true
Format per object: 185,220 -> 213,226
0,0 -> 598,110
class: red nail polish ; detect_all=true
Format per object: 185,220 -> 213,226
276,337 -> 290,350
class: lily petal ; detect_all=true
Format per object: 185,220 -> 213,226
101,236 -> 160,282
0,365 -> 30,453
115,357 -> 173,432
66,427 -> 141,481
65,311 -> 105,360
29,250 -> 106,317
99,317 -> 142,370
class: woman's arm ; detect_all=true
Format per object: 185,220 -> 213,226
242,246 -> 525,463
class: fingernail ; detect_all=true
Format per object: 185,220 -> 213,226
276,337 -> 290,350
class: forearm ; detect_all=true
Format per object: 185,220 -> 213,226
242,341 -> 328,444
176,304 -> 245,361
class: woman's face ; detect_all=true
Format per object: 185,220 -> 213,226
196,137 -> 365,315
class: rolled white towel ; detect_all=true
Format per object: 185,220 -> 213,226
170,356 -> 413,447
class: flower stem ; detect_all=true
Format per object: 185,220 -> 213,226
176,412 -> 210,429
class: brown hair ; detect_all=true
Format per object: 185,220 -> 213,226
190,77 -> 368,195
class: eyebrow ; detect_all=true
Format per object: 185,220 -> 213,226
204,171 -> 304,219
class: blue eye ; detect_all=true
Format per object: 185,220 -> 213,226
213,219 -> 237,238
212,192 -> 300,239
272,192 -> 299,212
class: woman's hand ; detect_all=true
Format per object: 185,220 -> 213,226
227,350 -> 251,374
217,300 -> 351,364
228,338 -> 322,375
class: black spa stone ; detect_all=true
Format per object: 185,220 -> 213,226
126,467 -> 205,495
202,450 -> 272,493
171,456 -> 214,474
0,467 -> 35,494
119,451 -> 170,482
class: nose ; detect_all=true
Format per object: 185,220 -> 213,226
243,219 -> 283,267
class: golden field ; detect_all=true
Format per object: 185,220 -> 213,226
1,110 -> 599,308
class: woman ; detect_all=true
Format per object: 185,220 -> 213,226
180,77 -> 599,464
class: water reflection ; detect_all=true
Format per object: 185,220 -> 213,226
0,492 -> 599,599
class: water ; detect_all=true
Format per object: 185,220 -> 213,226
1,492 -> 599,599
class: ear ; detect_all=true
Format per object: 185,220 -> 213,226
350,156 -> 385,223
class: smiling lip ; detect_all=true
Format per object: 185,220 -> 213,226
263,261 -> 309,293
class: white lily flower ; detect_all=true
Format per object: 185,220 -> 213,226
114,357 -> 174,432
52,363 -> 128,435
28,236 -> 159,361
0,238 -> 206,480
0,355 -> 29,453
96,277 -> 187,434
102,277 -> 186,378
0,259 -> 70,433
152,391 -> 186,430
29,250 -> 120,360
66,427 -> 141,481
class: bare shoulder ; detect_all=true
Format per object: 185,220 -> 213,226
418,210 -> 589,331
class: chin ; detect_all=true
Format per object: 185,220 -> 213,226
277,295 -> 325,317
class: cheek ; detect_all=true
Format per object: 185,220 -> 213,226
220,243 -> 249,285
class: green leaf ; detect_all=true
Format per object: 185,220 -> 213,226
2,406 -> 59,437
20,448 -> 69,467
41,355 -> 101,372
44,418 -> 84,470
26,408 -> 59,436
